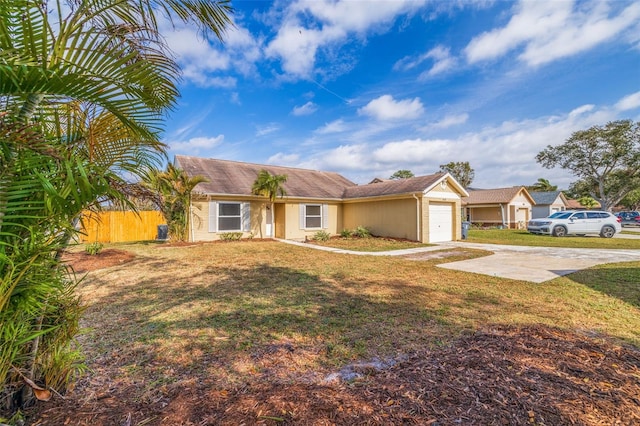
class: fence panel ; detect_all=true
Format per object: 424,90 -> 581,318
79,211 -> 165,243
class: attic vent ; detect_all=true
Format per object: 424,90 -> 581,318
440,181 -> 447,189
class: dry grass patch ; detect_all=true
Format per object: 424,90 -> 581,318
27,240 -> 640,425
307,236 -> 432,252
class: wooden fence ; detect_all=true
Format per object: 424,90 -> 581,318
79,210 -> 166,243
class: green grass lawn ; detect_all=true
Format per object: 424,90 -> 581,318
466,228 -> 640,248
73,240 -> 640,396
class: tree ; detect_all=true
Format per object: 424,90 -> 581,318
0,0 -> 232,414
147,164 -> 208,242
578,196 -> 599,209
528,178 -> 558,192
620,188 -> 640,210
536,120 -> 640,211
389,169 -> 414,179
439,162 -> 475,188
252,170 -> 288,238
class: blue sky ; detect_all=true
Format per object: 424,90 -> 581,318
161,0 -> 640,189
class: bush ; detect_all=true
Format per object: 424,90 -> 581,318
85,242 -> 104,255
220,232 -> 243,241
340,228 -> 353,238
313,230 -> 331,241
353,226 -> 371,238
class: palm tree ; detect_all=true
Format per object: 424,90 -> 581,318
0,0 -> 232,413
252,170 -> 288,238
148,164 -> 208,242
529,178 -> 558,192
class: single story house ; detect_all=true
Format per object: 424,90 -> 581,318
463,186 -> 535,229
529,191 -> 569,218
175,156 -> 469,243
565,198 -> 601,210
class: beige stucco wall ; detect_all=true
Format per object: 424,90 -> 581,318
343,197 -> 418,240
190,197 -> 265,241
279,202 -> 342,241
190,197 -> 343,241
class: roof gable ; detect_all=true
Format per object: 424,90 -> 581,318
344,173 -> 446,199
175,156 -> 355,199
465,186 -> 535,205
529,191 -> 568,206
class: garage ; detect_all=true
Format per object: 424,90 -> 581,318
428,203 -> 453,243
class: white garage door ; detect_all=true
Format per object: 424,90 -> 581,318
429,203 -> 453,243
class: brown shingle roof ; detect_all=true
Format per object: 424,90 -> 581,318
176,156 -> 462,201
343,174 -> 446,199
175,156 -> 355,199
465,187 -> 529,205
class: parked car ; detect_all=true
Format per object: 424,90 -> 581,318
615,211 -> 640,227
527,211 -> 622,238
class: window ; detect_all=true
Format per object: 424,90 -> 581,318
299,204 -> 328,229
209,201 -> 250,232
305,205 -> 322,228
219,202 -> 241,231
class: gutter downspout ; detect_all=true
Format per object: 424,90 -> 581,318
413,193 -> 421,242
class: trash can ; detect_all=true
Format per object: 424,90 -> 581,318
461,221 -> 470,240
157,224 -> 168,240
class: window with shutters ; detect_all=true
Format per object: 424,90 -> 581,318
218,202 -> 242,231
302,204 -> 325,229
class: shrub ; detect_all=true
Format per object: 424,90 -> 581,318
85,242 -> 104,255
220,232 -> 243,241
340,228 -> 353,238
353,226 -> 371,238
313,230 -> 331,241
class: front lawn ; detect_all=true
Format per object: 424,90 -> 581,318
467,228 -> 640,248
29,241 -> 640,424
308,236 -> 431,252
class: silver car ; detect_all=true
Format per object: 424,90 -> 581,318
527,211 -> 622,238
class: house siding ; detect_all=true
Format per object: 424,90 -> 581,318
191,197 -> 264,241
343,198 -> 418,241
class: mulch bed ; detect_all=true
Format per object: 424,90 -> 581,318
62,249 -> 136,273
29,324 -> 640,425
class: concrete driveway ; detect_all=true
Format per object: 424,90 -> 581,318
280,237 -> 640,284
436,241 -> 640,283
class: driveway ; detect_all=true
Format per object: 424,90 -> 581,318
436,242 -> 640,283
279,238 -> 640,284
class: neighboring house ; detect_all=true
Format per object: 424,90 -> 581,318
175,156 -> 469,243
565,198 -> 601,210
463,186 -> 535,229
529,191 -> 569,218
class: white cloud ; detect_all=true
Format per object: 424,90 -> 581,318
282,98 -> 627,187
428,113 -> 469,129
358,95 -> 424,121
292,101 -> 318,116
419,46 -> 457,78
465,0 -> 640,67
315,119 -> 348,134
256,123 -> 280,137
265,0 -> 427,78
171,135 -> 224,152
161,17 -> 262,87
568,104 -> 595,117
615,91 -> 640,111
267,153 -> 300,165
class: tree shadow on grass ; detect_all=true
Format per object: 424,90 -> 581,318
76,256 -> 459,388
565,263 -> 640,308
